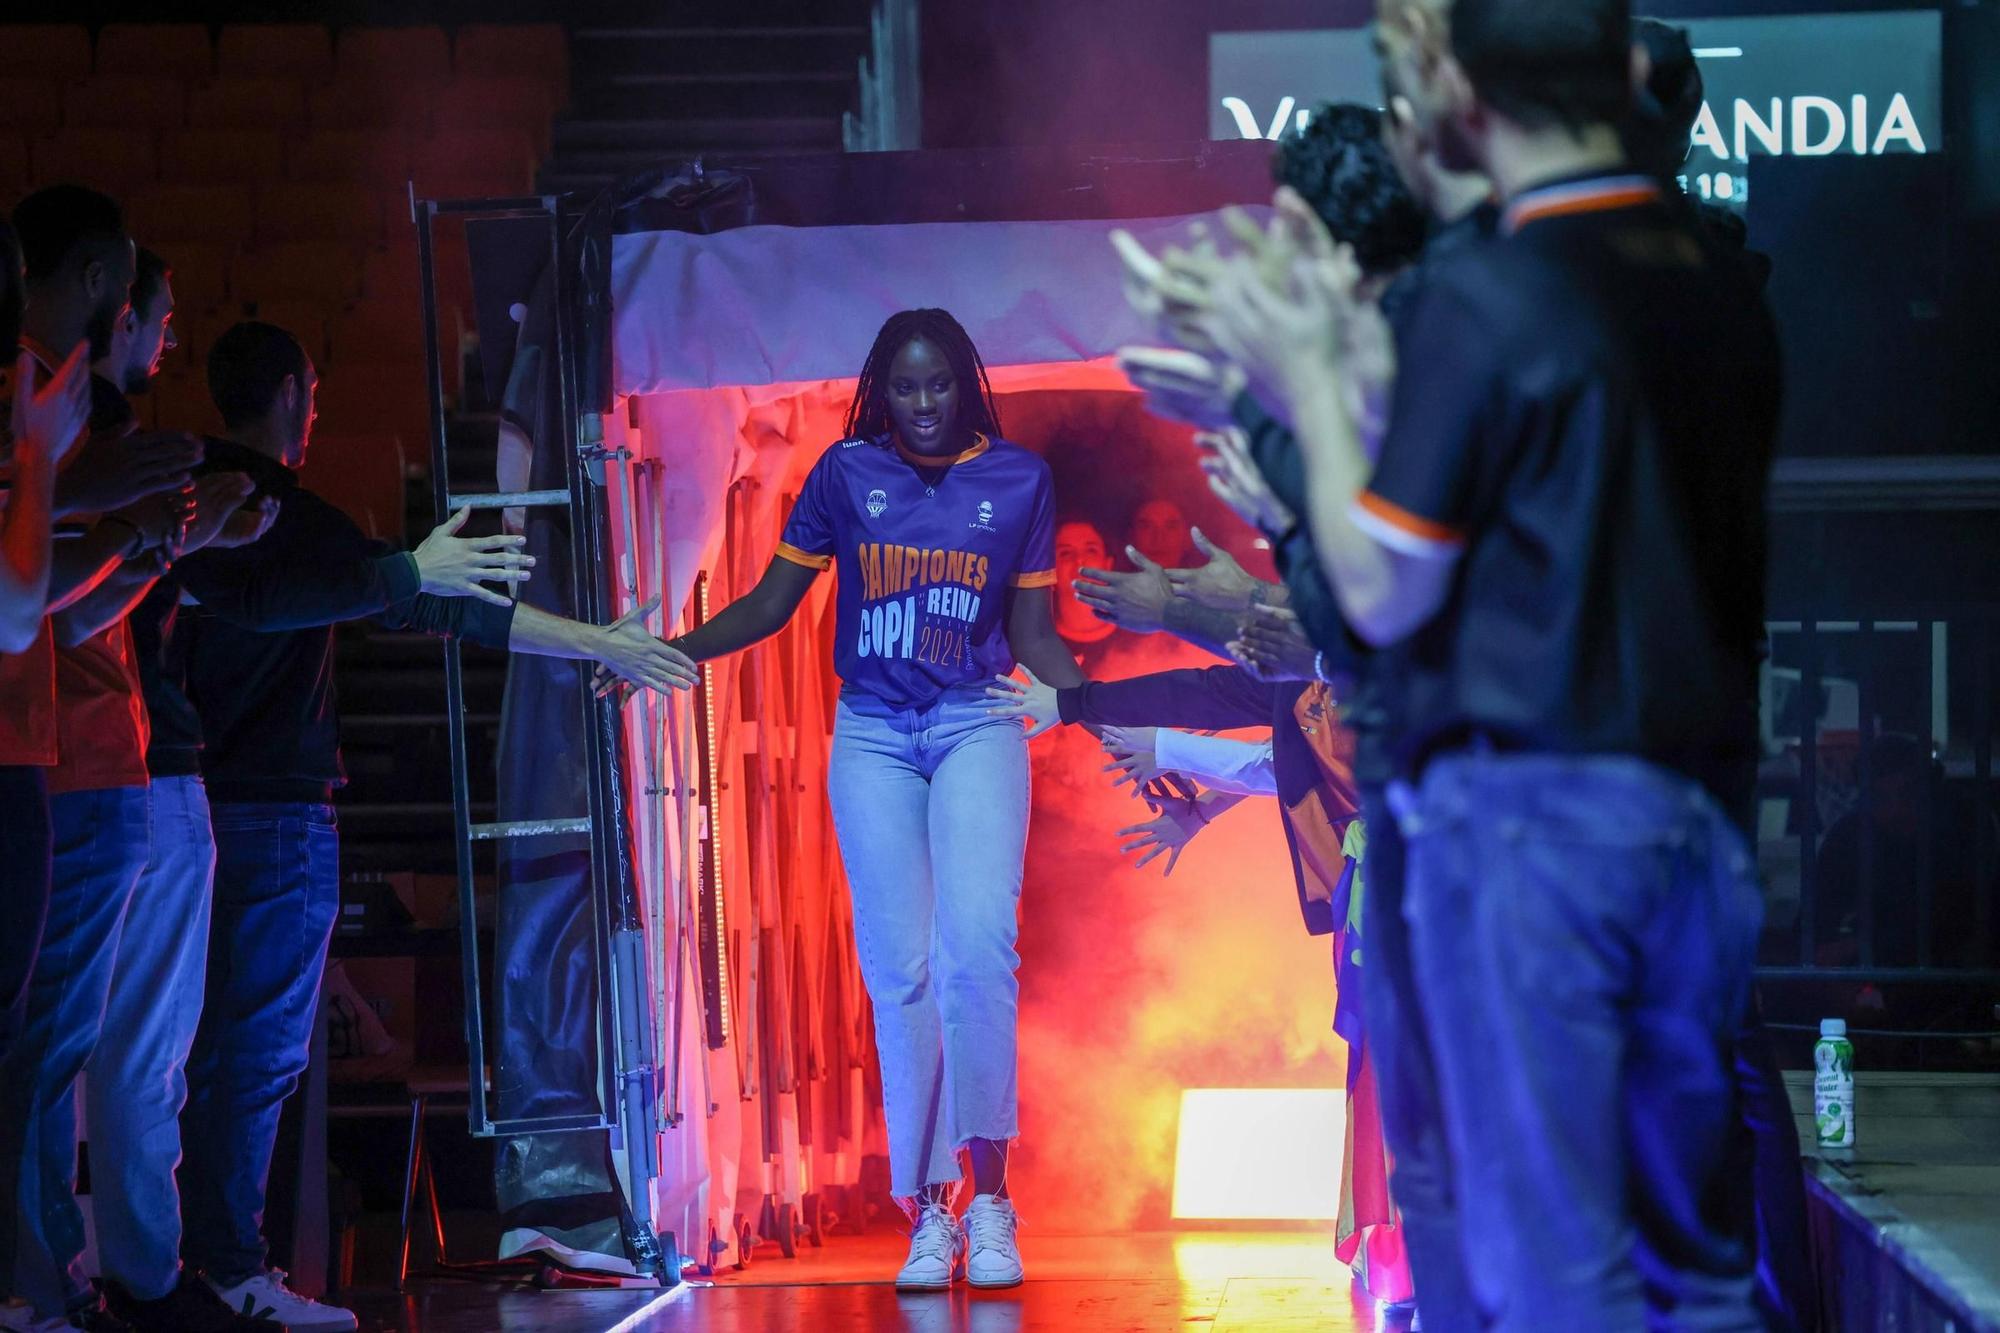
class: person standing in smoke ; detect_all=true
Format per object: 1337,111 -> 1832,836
608,308 -> 1086,1292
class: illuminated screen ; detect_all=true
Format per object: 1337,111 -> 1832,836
1209,11 -> 1941,208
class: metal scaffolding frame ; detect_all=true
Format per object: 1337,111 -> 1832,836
411,190 -> 673,1284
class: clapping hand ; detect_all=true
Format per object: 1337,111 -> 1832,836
1115,345 -> 1244,430
56,430 -> 203,517
176,473 -> 258,557
1165,526 -> 1265,611
1194,429 -> 1297,538
9,346 -> 90,467
209,495 -> 281,550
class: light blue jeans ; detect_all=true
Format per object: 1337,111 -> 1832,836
86,775 -> 217,1302
828,687 -> 1030,1199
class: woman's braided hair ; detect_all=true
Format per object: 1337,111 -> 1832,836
843,308 -> 1004,445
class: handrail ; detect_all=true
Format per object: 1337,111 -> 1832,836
843,0 -> 921,152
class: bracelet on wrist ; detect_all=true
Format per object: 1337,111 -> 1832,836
1314,650 -> 1329,685
100,514 -> 148,560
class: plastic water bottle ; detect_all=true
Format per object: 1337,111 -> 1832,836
1814,1018 -> 1856,1150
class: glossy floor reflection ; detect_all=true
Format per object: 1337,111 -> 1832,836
348,1229 -> 1392,1332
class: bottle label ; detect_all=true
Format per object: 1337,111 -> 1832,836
1814,1038 -> 1855,1148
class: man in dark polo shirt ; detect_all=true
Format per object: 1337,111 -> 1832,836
1205,0 -> 1782,1327
163,322 -> 693,1331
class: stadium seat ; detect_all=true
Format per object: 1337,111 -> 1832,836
0,134 -> 30,195
307,79 -> 435,134
315,359 -> 434,452
187,77 -> 308,130
337,27 -> 451,84
329,298 -> 427,366
412,131 -> 536,195
454,25 -> 567,98
32,129 -> 157,190
149,366 -> 223,437
0,81 -> 62,132
300,432 -> 408,543
62,77 -> 188,131
432,77 -> 558,154
256,182 -> 385,244
291,130 -> 414,187
154,243 -> 234,313
96,24 -> 215,81
217,25 -> 335,82
0,26 -> 92,84
160,129 -> 283,185
233,242 -> 364,307
247,299 -> 332,363
125,184 -> 257,245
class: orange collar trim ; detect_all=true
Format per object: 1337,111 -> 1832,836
894,431 -> 990,468
1503,176 -> 1662,234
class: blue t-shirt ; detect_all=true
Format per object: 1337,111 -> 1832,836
777,433 -> 1056,710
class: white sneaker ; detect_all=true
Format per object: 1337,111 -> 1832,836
963,1192 -> 1024,1289
894,1199 -> 965,1291
205,1270 -> 358,1330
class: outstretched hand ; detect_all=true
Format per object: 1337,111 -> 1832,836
413,506 -> 535,607
1073,547 -> 1171,634
1099,725 -> 1166,792
1195,429 -> 1296,538
594,595 -> 699,695
1116,345 -> 1243,430
10,345 -> 90,468
986,665 -> 1061,738
1117,795 -> 1208,876
1165,526 -> 1266,612
1229,605 -> 1318,683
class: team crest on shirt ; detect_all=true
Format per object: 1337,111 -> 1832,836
866,488 -> 889,518
970,500 -> 996,533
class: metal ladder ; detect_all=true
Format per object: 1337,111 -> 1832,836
412,190 -> 673,1284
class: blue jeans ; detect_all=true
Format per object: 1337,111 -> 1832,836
1356,787 -> 1481,1333
85,776 -> 217,1301
1397,754 -> 1765,1332
828,688 -> 1030,1199
0,765 -> 52,1059
180,802 -> 339,1287
0,785 -> 150,1317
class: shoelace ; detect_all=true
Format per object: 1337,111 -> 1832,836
909,1205 -> 958,1261
965,1201 -> 1018,1255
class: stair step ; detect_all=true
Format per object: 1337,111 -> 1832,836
553,115 -> 840,151
571,29 -> 868,78
572,79 -> 858,122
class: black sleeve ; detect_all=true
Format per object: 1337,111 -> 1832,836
1056,665 -> 1272,731
173,489 -> 421,631
1232,391 -> 1308,527
1356,279 -> 1502,560
1272,527 -> 1365,679
376,593 -> 518,648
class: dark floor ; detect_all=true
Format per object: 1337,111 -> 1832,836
344,1230 -> 1385,1332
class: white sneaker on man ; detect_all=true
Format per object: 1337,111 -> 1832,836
962,1193 -> 1024,1289
204,1271 -> 357,1331
894,1199 -> 966,1291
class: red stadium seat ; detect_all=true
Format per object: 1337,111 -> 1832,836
160,129 -> 283,185
245,299 -> 332,363
0,81 -> 62,132
307,79 -> 435,134
217,25 -> 335,83
149,366 -> 223,437
187,78 -> 308,130
432,77 -> 558,154
31,128 -> 157,190
153,243 -> 234,313
61,77 -> 188,131
329,297 -> 427,366
0,27 -> 92,83
411,131 -> 537,195
0,134 -> 30,195
255,183 -> 385,244
232,242 -> 364,307
454,25 -> 567,98
96,24 -> 214,81
337,27 -> 451,84
125,184 -> 257,246
299,432 -> 408,543
290,130 -> 414,188
315,358 -> 433,450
